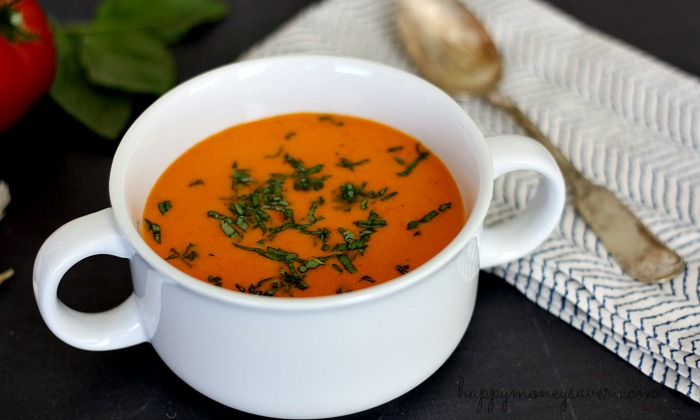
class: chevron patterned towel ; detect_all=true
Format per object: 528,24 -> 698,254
240,0 -> 700,402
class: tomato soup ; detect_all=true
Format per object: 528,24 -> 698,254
141,113 -> 466,297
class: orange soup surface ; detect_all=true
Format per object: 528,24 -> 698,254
142,113 -> 467,297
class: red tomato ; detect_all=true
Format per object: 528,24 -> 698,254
0,0 -> 56,133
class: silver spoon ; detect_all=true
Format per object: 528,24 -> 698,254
395,0 -> 685,283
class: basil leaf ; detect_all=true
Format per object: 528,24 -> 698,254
48,1 -> 228,139
94,0 -> 229,45
79,31 -> 176,95
49,29 -> 132,140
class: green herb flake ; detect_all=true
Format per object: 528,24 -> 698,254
181,243 -> 198,265
337,182 -> 393,209
380,191 -> 397,201
208,211 -> 242,239
354,210 -> 387,230
284,154 -> 329,191
306,199 -> 324,224
220,219 -> 240,238
318,115 -> 344,126
265,146 -> 284,158
407,203 -> 450,230
207,276 -> 223,287
189,179 -> 204,187
145,219 -> 161,243
387,146 -> 403,152
166,248 -> 180,259
340,182 -> 360,202
422,210 -> 439,223
233,244 -> 299,264
165,243 -> 199,267
397,143 -> 429,176
407,210 -> 439,230
157,200 -> 172,215
231,164 -> 256,188
337,157 -> 369,171
360,275 -> 376,283
396,264 -> 410,275
337,254 -> 357,274
299,258 -> 325,273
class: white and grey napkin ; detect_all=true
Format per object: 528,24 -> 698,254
240,0 -> 700,402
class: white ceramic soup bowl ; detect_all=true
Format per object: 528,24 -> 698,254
34,55 -> 564,419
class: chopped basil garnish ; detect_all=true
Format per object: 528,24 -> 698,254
337,157 -> 369,171
284,154 -> 330,191
145,219 -> 161,243
231,163 -> 256,188
380,191 -> 397,201
158,200 -> 172,215
318,115 -> 344,126
164,243 -> 198,268
439,202 -> 452,212
407,203 -> 452,230
397,143 -> 429,176
207,276 -> 223,287
166,249 -> 179,259
407,210 -> 438,230
337,182 -> 394,208
181,243 -> 198,266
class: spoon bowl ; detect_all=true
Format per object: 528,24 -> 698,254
396,0 -> 501,95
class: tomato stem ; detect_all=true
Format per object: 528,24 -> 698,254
0,0 -> 37,42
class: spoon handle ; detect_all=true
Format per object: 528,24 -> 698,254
485,91 -> 685,283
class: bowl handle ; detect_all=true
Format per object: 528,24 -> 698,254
480,135 -> 566,268
33,208 -> 148,350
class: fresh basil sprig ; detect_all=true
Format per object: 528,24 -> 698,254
49,0 -> 229,139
